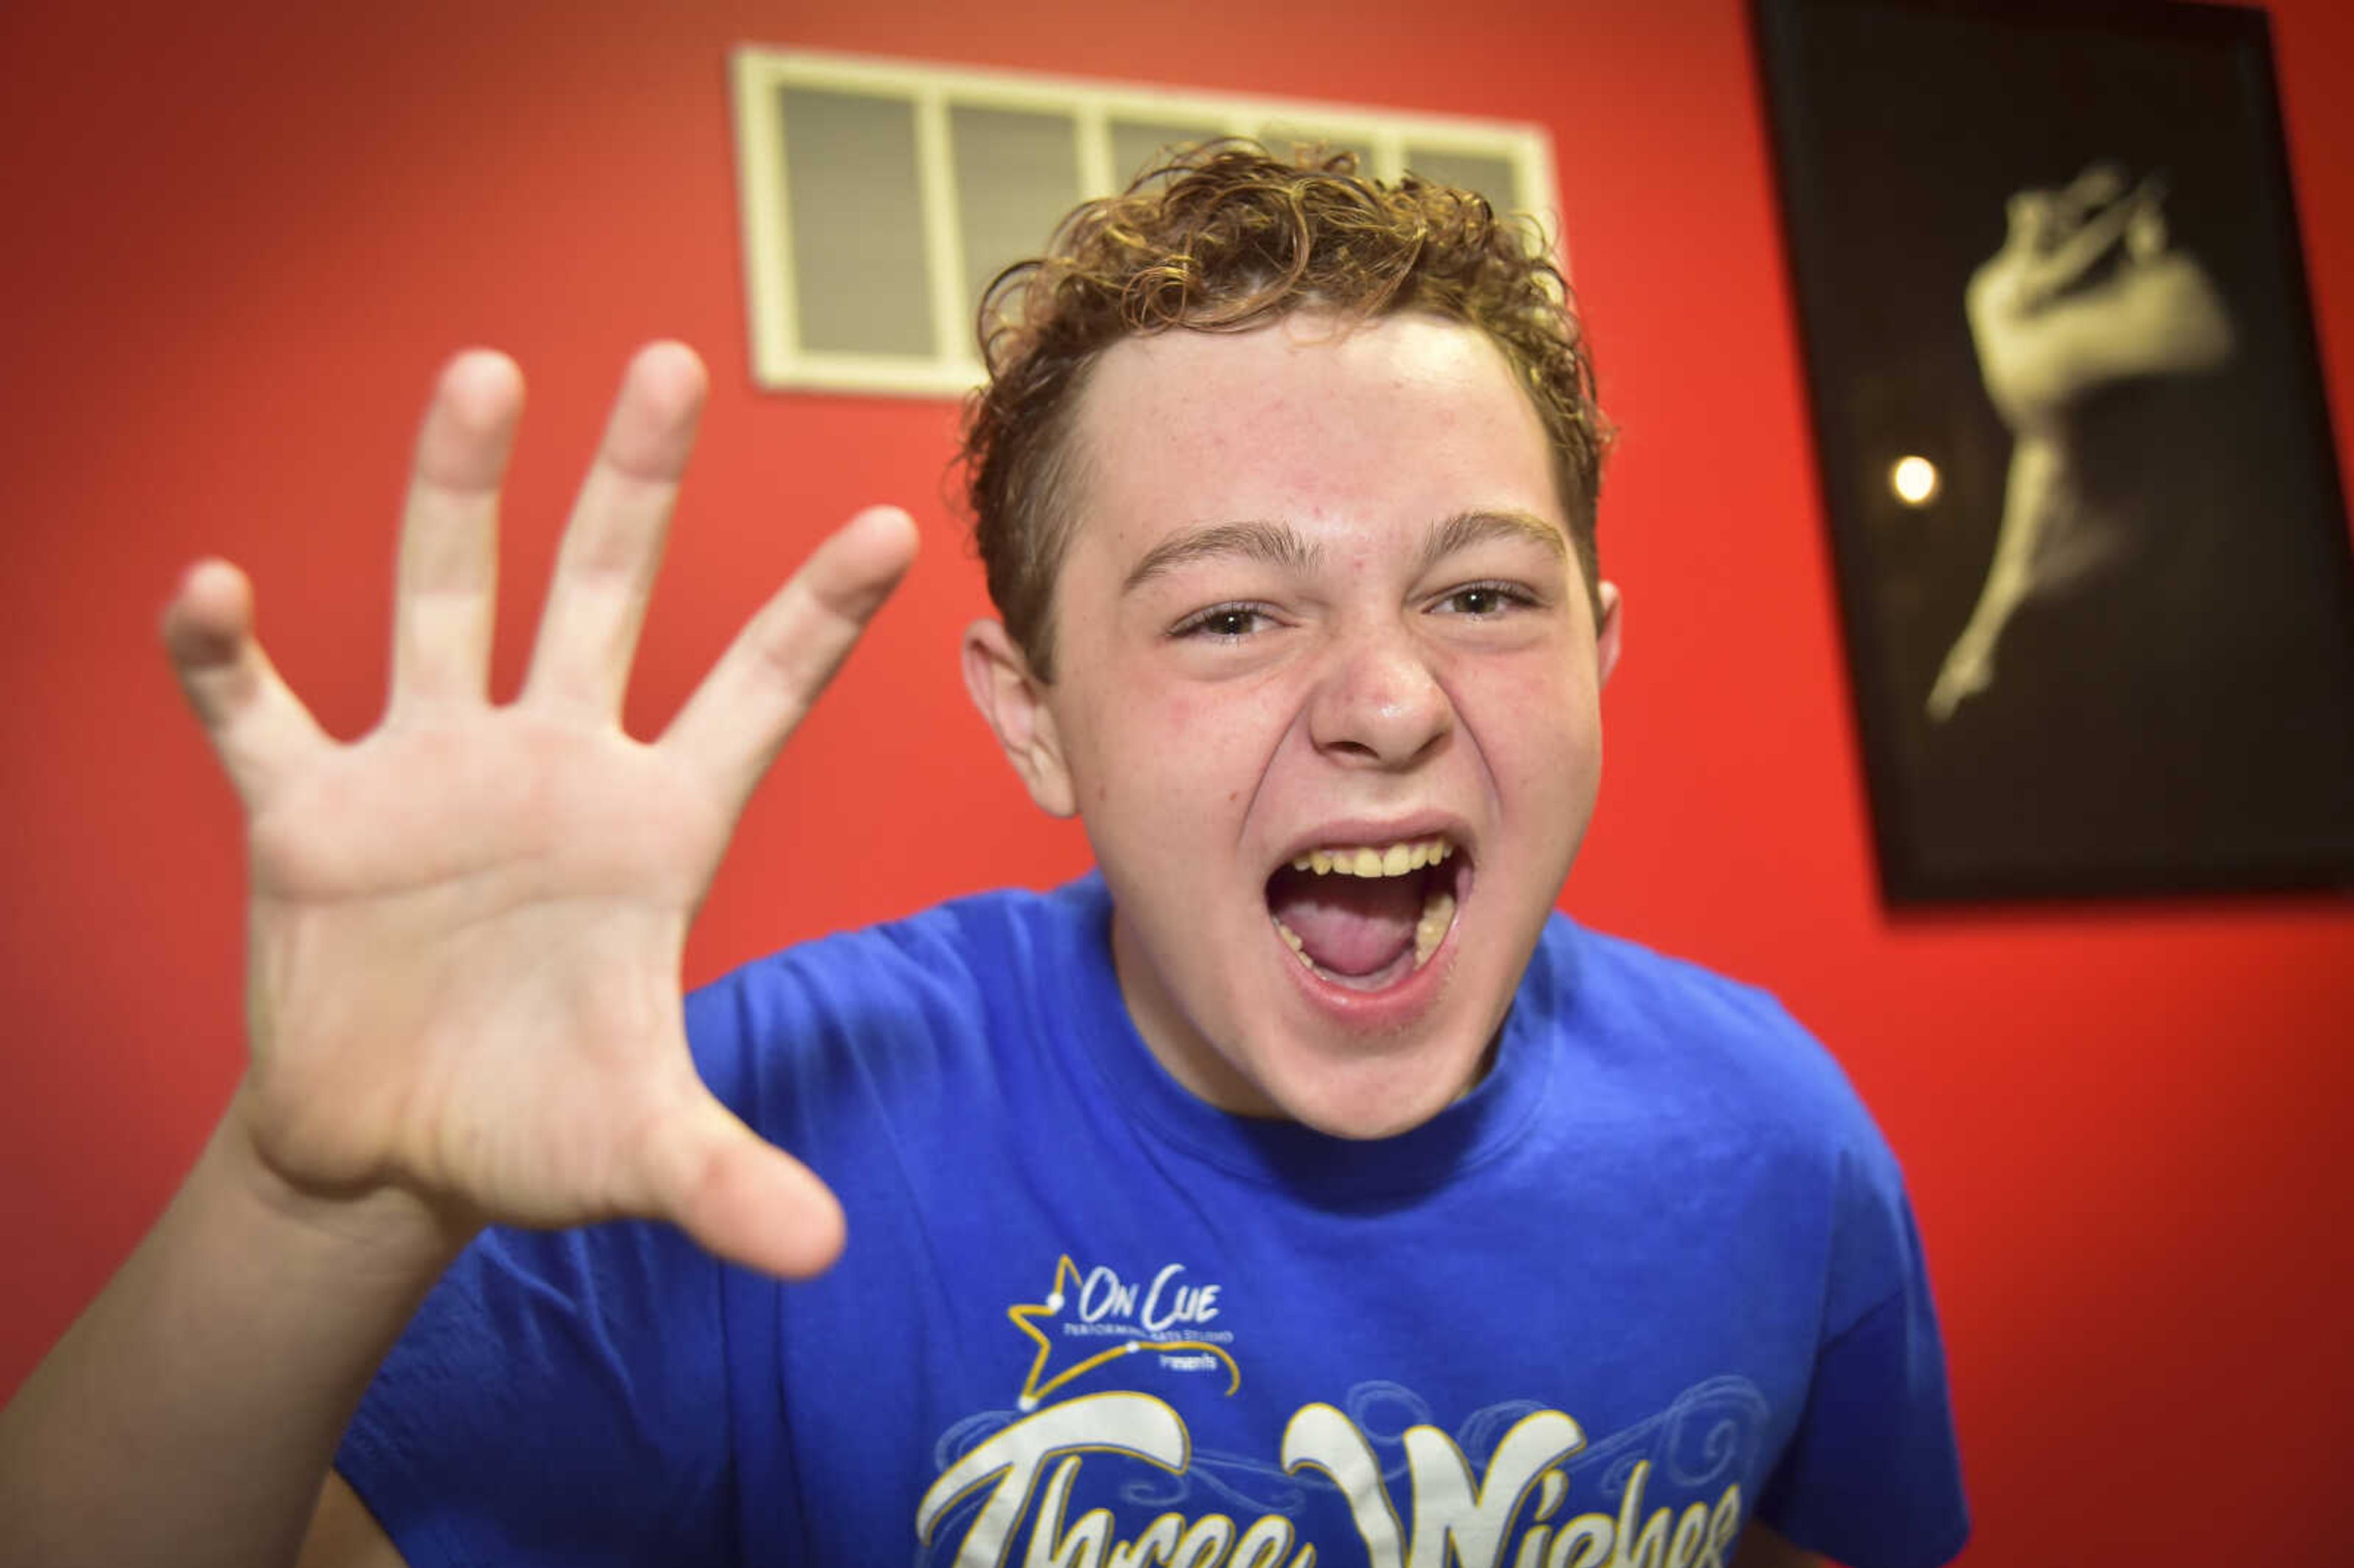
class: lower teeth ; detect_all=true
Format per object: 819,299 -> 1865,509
1413,891 -> 1456,967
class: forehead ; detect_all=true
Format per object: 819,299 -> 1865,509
1067,313 -> 1563,561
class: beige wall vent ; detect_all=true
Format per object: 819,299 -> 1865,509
731,47 -> 1558,398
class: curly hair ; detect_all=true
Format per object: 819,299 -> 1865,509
962,140 -> 1612,682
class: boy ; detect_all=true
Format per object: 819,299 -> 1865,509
0,147 -> 1965,1567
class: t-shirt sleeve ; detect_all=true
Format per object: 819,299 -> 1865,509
333,1214 -> 738,1566
1755,1138 -> 1970,1568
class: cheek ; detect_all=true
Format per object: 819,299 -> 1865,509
1453,657 -> 1602,799
1163,693 -> 1244,806
1076,672 -> 1287,820
1160,687 -> 1286,805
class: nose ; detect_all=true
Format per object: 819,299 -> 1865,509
1306,618 -> 1454,769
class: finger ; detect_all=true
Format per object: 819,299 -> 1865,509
521,341 -> 707,717
390,350 -> 522,714
162,559 -> 330,803
660,505 -> 919,810
640,1092 -> 847,1281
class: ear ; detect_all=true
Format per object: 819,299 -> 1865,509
1593,580 -> 1625,689
960,618 -> 1078,818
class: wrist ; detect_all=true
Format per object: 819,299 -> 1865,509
209,1089 -> 481,1287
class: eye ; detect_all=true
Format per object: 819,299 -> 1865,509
1433,581 -> 1538,617
1170,603 -> 1273,641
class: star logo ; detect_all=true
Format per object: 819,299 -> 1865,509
1007,1254 -> 1241,1412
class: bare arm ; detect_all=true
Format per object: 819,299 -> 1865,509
0,344 -> 916,1568
0,1123 -> 459,1568
299,1475 -> 409,1568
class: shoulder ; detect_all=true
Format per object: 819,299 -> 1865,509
1545,917 -> 1803,1033
1534,920 -> 1933,1333
680,877 -> 1112,1119
1535,916 -> 1872,1133
690,877 -> 1108,1029
1525,916 -> 1913,1237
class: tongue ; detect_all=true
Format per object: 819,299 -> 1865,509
1267,866 -> 1424,976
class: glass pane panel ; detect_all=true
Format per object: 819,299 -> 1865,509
1109,118 -> 1228,189
1403,147 -> 1522,215
780,87 -> 935,357
950,104 -> 1084,327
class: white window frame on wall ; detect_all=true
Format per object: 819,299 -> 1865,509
730,47 -> 1561,398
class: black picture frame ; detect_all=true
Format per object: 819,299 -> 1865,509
1754,0 -> 2354,902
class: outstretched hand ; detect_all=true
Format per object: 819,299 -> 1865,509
162,343 -> 917,1280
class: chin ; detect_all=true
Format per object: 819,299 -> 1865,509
1238,972 -> 1504,1141
1265,1061 -> 1484,1140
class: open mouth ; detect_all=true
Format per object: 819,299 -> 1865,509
1264,836 -> 1465,992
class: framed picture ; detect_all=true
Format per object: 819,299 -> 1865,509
1754,0 -> 2354,901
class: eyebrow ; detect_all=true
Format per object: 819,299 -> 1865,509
1118,508 -> 1568,595
1418,509 -> 1569,576
1121,520 -> 1324,594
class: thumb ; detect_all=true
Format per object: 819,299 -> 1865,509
641,1092 -> 846,1280
162,559 -> 329,803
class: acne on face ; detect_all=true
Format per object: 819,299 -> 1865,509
1014,311 -> 1618,1137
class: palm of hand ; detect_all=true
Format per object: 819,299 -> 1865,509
168,344 -> 917,1279
242,712 -> 723,1222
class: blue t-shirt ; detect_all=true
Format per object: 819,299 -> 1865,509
338,877 -> 1968,1567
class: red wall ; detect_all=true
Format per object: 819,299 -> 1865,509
4,2 -> 2348,1561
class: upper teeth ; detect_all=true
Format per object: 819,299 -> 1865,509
1290,838 -> 1454,877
